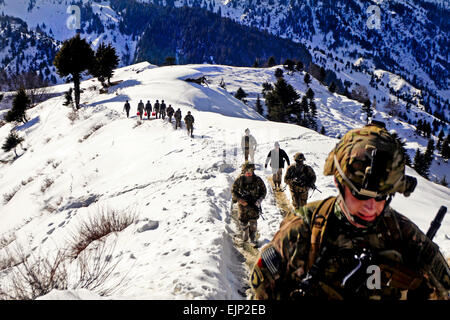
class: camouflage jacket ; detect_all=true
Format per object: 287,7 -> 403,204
232,174 -> 267,205
284,163 -> 316,189
174,110 -> 182,119
184,114 -> 194,125
251,197 -> 450,300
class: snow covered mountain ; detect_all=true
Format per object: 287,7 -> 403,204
0,62 -> 448,299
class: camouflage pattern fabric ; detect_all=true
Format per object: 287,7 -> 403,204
184,114 -> 194,127
184,114 -> 194,136
232,174 -> 267,222
250,198 -> 450,300
174,110 -> 182,128
289,190 -> 308,209
284,163 -> 316,209
324,123 -> 408,196
232,174 -> 267,242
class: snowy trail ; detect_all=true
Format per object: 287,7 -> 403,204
0,62 -> 448,300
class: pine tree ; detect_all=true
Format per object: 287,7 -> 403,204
413,149 -> 429,178
2,131 -> 24,157
54,34 -> 95,109
424,139 -> 435,168
305,87 -> 315,100
295,61 -> 303,72
441,135 -> 450,160
261,82 -> 273,98
318,66 -> 326,83
90,42 -> 120,87
307,100 -> 318,130
164,56 -> 176,66
255,94 -> 263,115
234,87 -> 248,103
265,78 -> 299,122
328,82 -> 336,93
283,59 -> 295,72
274,68 -> 284,78
304,73 -> 311,86
296,96 -> 308,125
437,129 -> 444,152
4,88 -> 30,124
362,99 -> 373,124
267,56 -> 276,67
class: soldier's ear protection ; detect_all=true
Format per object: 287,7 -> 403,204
400,175 -> 417,197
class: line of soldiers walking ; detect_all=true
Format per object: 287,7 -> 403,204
123,99 -> 195,137
235,122 -> 449,300
232,128 -> 317,246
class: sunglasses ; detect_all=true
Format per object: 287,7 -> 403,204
351,189 -> 387,202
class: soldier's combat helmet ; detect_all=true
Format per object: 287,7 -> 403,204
241,161 -> 255,172
324,121 -> 416,200
294,152 -> 306,162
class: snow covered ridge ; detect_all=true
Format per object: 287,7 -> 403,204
0,62 -> 448,300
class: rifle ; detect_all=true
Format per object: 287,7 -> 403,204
309,184 -> 322,198
240,192 -> 265,220
426,206 -> 447,241
291,206 -> 448,299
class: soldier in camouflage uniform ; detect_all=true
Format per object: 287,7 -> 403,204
251,121 -> 449,300
284,152 -> 316,210
184,111 -> 195,138
174,108 -> 182,129
232,162 -> 267,244
154,100 -> 160,119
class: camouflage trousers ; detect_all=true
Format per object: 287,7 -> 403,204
175,119 -> 181,129
186,123 -> 194,137
237,204 -> 259,242
289,186 -> 308,209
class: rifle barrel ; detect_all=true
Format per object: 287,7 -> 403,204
426,206 -> 447,240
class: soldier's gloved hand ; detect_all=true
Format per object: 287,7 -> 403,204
255,199 -> 262,207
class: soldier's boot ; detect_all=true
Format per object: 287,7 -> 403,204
242,227 -> 249,242
240,221 -> 249,242
249,219 -> 258,245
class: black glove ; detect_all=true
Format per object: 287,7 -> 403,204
264,164 -> 267,169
